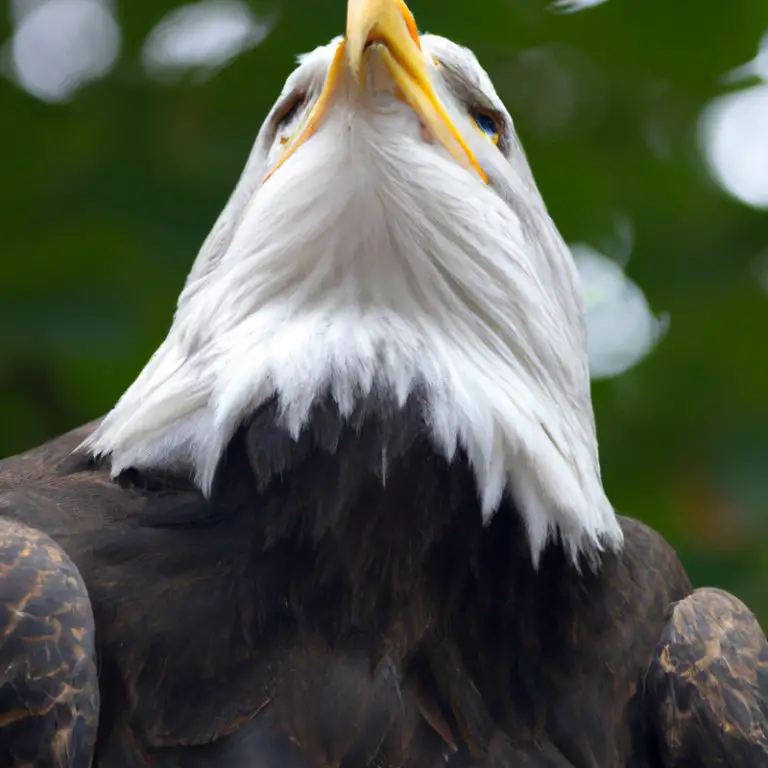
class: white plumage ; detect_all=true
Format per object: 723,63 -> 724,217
84,34 -> 623,564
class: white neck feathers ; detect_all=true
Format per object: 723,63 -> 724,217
84,82 -> 623,566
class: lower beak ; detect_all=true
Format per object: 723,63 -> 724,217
263,0 -> 488,184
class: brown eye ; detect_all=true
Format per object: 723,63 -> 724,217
276,94 -> 305,129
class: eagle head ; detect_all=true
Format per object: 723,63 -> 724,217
85,0 -> 624,565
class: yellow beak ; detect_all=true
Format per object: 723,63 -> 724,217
263,0 -> 488,184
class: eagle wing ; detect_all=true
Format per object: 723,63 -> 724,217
645,586 -> 768,767
0,517 -> 99,767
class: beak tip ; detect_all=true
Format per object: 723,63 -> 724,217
342,0 -> 487,185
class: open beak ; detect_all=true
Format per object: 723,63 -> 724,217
263,0 -> 488,184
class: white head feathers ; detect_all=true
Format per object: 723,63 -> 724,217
84,34 -> 623,564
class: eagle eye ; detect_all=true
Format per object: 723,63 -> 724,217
276,93 -> 306,129
470,108 -> 502,146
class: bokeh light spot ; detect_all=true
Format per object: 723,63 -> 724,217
4,0 -> 120,103
700,85 -> 768,210
142,0 -> 272,79
572,244 -> 667,379
700,29 -> 768,209
551,0 -> 610,13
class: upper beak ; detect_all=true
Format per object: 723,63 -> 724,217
263,0 -> 488,184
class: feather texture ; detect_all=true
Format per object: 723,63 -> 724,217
83,36 -> 621,564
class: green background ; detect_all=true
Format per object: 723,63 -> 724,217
2,0 -> 767,622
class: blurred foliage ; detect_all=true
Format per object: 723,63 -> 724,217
1,0 -> 767,623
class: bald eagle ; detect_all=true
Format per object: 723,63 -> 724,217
1,0 -> 766,765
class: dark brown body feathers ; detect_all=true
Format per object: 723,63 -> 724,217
0,397 -> 765,766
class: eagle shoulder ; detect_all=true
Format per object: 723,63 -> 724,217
0,515 -> 99,766
645,587 -> 768,767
